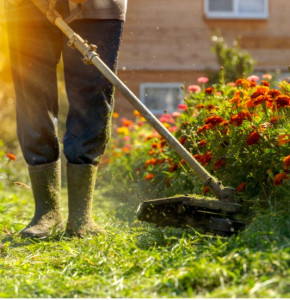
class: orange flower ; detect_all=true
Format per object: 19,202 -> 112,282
260,80 -> 270,87
246,131 -> 261,146
273,172 -> 288,186
196,124 -> 211,134
145,173 -> 154,180
253,95 -> 271,106
112,112 -> 119,118
121,118 -> 133,127
235,79 -> 250,88
145,158 -> 158,167
283,155 -> 290,170
193,151 -> 213,166
278,134 -> 290,146
251,86 -> 269,100
237,182 -> 247,193
169,163 -> 178,172
6,153 -> 16,161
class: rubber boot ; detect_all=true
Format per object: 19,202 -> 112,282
66,163 -> 105,237
20,160 -> 63,239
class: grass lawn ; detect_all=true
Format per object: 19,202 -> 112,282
0,185 -> 289,298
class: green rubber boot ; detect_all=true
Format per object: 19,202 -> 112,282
20,160 -> 63,239
66,163 -> 105,237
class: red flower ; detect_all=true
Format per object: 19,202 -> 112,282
270,116 -> 278,124
273,172 -> 288,186
6,153 -> 16,161
283,155 -> 290,170
145,174 -> 155,180
169,163 -> 178,172
253,95 -> 271,106
237,182 -> 247,193
260,80 -> 270,87
197,139 -> 207,148
205,87 -> 214,94
193,151 -> 213,166
246,131 -> 261,146
121,118 -> 133,127
205,116 -> 225,126
178,136 -> 187,145
202,186 -> 210,195
275,95 -> 290,109
213,159 -> 226,170
267,89 -> 281,99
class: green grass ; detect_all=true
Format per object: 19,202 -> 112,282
0,185 -> 289,298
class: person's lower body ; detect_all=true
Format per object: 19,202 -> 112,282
6,1 -> 124,238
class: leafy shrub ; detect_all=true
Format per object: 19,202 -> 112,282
211,35 -> 256,83
100,74 -> 290,208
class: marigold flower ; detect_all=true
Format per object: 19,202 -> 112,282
188,85 -> 201,94
6,153 -> 16,161
193,151 -> 213,166
270,116 -> 278,124
251,86 -> 269,100
283,155 -> 290,170
273,172 -> 288,186
246,99 -> 255,108
213,159 -> 226,170
197,76 -> 209,84
253,95 -> 271,106
278,134 -> 290,145
205,115 -> 225,126
145,158 -> 158,167
230,96 -> 241,106
112,112 -> 119,118
169,163 -> 178,172
196,104 -> 205,109
247,75 -> 260,82
246,131 -> 261,146
267,89 -> 281,99
235,79 -> 250,88
206,104 -> 217,111
205,87 -> 214,94
177,104 -> 188,111
237,182 -> 247,193
178,136 -> 187,145
275,95 -> 290,108
145,174 -> 155,180
260,80 -> 270,87
197,139 -> 207,147
196,124 -> 211,134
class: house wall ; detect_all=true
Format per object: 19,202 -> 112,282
115,0 -> 290,116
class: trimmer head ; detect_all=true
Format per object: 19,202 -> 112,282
137,195 -> 245,235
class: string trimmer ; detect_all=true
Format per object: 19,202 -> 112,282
30,0 -> 244,235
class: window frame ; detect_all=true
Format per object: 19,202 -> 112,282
204,0 -> 269,20
140,83 -> 184,115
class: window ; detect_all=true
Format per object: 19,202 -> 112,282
204,0 -> 268,19
140,83 -> 184,114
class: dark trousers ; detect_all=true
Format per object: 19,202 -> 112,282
6,1 -> 124,166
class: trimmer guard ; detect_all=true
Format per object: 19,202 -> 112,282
137,195 -> 245,235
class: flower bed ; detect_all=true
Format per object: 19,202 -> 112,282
100,75 -> 290,206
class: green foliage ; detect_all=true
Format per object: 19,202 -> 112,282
211,35 -> 256,83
